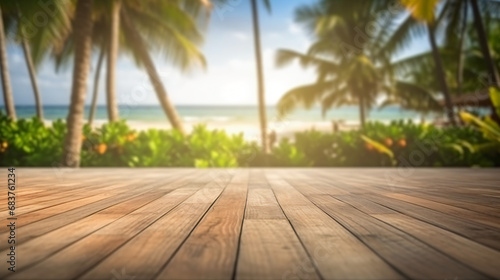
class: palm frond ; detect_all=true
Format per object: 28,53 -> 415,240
277,82 -> 333,117
275,49 -> 339,72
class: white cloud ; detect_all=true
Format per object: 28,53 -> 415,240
288,22 -> 302,34
230,31 -> 249,41
11,53 -> 23,65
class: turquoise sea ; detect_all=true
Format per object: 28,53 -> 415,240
3,105 -> 425,125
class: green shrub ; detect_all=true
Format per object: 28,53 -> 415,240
0,114 -> 65,166
1,112 -> 498,167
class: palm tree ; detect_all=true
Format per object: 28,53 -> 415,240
120,6 -> 185,134
276,1 -> 392,127
0,4 -> 16,120
250,0 -> 271,153
120,0 -> 209,134
18,17 -> 44,120
2,0 -> 71,121
276,49 -> 387,128
38,1 -> 209,134
399,0 -> 457,126
434,0 -> 500,114
456,1 -> 468,97
12,1 -> 53,121
389,0 -> 500,95
382,58 -> 443,123
470,0 -> 500,87
428,23 -> 457,125
88,48 -> 105,126
106,0 -> 120,122
62,0 -> 94,167
276,1 -> 440,127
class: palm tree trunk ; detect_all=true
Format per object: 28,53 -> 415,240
250,0 -> 268,154
358,93 -> 366,128
106,0 -> 120,122
16,4 -> 43,120
428,24 -> 457,126
457,3 -> 468,97
21,39 -> 44,120
88,48 -> 105,127
470,0 -> 500,87
0,6 -> 16,120
121,9 -> 186,135
62,0 -> 93,167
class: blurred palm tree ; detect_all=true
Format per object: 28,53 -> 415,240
17,10 -> 44,120
88,47 -> 105,126
0,4 -> 15,120
40,0 -> 210,134
276,1 -> 439,128
420,0 -> 500,99
470,0 -> 500,87
106,0 -> 120,122
0,0 -> 70,121
118,0 -> 209,135
276,49 -> 387,128
250,0 -> 271,153
385,0 -> 499,125
381,61 -> 443,123
398,0 -> 457,126
62,0 -> 93,167
388,0 -> 500,123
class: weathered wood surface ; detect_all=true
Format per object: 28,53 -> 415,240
1,168 -> 499,279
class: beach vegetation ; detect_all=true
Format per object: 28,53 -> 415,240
2,112 -> 498,167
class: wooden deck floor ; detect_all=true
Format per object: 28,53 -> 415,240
1,168 -> 500,279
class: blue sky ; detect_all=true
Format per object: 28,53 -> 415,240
2,0 -> 428,106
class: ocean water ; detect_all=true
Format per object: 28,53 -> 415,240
3,105 -> 423,124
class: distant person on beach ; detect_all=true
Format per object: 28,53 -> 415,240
269,130 -> 277,148
332,121 -> 339,133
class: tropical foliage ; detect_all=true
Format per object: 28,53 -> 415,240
460,87 -> 500,152
2,113 -> 498,167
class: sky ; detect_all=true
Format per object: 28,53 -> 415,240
1,0 -> 428,106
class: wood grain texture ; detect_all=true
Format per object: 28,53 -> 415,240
0,168 -> 497,280
156,170 -> 248,280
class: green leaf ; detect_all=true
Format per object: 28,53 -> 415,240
361,135 -> 394,159
460,111 -> 500,139
444,143 -> 464,157
489,87 -> 500,117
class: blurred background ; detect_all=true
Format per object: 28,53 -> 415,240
1,0 -> 500,167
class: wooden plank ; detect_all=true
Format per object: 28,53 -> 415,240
244,188 -> 285,220
300,188 -> 486,279
268,177 -> 402,280
0,191 -> 162,279
365,193 -> 500,251
12,172 -> 179,211
1,193 -> 113,230
9,185 -> 203,279
0,168 -> 498,279
332,195 -> 395,215
374,213 -> 500,279
236,172 -> 319,280
0,171 -> 195,251
156,170 -> 249,280
384,193 -> 500,228
236,219 -> 320,280
405,190 -> 500,218
79,185 -> 224,280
